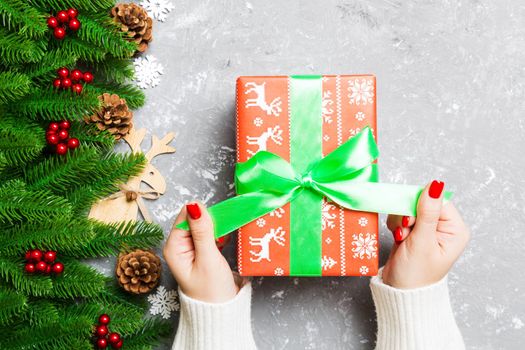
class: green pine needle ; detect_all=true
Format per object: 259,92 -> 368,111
0,0 -> 47,38
0,72 -> 32,103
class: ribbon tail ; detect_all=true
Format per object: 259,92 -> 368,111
320,182 -> 453,217
176,191 -> 296,239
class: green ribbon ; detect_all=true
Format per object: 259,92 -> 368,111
177,75 -> 452,275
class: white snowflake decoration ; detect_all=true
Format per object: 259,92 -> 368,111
274,267 -> 284,276
321,256 -> 337,270
323,134 -> 330,142
351,233 -> 378,259
348,78 -> 374,105
269,207 -> 285,218
256,218 -> 266,227
358,217 -> 368,227
134,55 -> 164,89
322,91 -> 334,124
355,111 -> 366,121
141,0 -> 174,22
321,200 -> 337,230
253,117 -> 263,127
350,127 -> 374,137
359,265 -> 369,275
325,237 -> 332,244
148,285 -> 179,319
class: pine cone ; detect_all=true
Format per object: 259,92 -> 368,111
116,249 -> 161,294
86,93 -> 133,140
111,3 -> 153,53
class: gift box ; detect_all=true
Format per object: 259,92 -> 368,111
236,75 -> 379,277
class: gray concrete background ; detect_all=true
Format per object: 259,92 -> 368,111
107,0 -> 525,348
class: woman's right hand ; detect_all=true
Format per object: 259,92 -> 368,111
382,180 -> 470,289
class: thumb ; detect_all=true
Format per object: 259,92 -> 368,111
411,180 -> 445,247
186,202 -> 217,255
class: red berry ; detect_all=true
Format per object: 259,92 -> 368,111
30,249 -> 43,262
59,120 -> 71,130
36,261 -> 48,273
25,263 -> 36,273
112,340 -> 123,349
57,10 -> 69,23
56,143 -> 68,155
57,129 -> 69,140
70,69 -> 83,81
47,17 -> 58,28
25,250 -> 32,260
57,67 -> 69,78
108,333 -> 120,344
61,78 -> 72,89
82,72 -> 93,83
45,264 -> 51,274
51,262 -> 64,274
53,26 -> 66,40
48,122 -> 60,132
72,83 -> 83,95
96,325 -> 109,338
67,137 -> 79,149
96,338 -> 108,349
43,251 -> 57,263
98,314 -> 110,325
68,18 -> 81,31
52,78 -> 62,89
46,134 -> 60,145
67,8 -> 78,18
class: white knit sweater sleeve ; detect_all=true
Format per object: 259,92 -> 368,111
172,280 -> 257,350
370,267 -> 465,350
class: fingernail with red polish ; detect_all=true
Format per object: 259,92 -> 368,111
429,180 -> 445,199
216,236 -> 226,244
186,203 -> 201,220
402,216 -> 409,228
394,227 -> 403,243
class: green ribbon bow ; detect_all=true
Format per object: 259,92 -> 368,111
177,75 -> 452,275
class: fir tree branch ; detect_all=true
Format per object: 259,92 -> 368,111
22,48 -> 79,79
28,0 -> 115,13
13,87 -> 101,121
69,122 -> 116,152
124,317 -> 173,350
0,256 -> 53,297
50,35 -> 107,63
22,299 -> 59,327
0,115 -> 45,166
0,72 -> 32,103
0,0 -> 47,38
89,56 -> 135,84
0,286 -> 27,326
0,27 -> 46,64
50,257 -> 108,298
0,180 -> 72,224
77,13 -> 137,58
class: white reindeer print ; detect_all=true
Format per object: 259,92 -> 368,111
249,227 -> 286,263
244,82 -> 282,116
246,126 -> 283,156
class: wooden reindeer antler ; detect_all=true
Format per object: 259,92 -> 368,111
145,133 -> 176,161
123,127 -> 148,153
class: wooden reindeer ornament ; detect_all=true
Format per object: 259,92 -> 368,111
89,127 -> 176,223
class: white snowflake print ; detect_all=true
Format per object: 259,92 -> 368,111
140,0 -> 174,22
323,134 -> 330,142
325,237 -> 332,244
351,233 -> 378,260
253,117 -> 263,127
359,265 -> 369,275
348,78 -> 374,105
358,217 -> 368,227
134,55 -> 164,89
256,218 -> 266,227
350,127 -> 374,137
321,200 -> 337,230
274,267 -> 284,276
321,256 -> 337,271
322,91 -> 334,124
269,207 -> 285,218
355,111 -> 366,121
148,285 -> 179,319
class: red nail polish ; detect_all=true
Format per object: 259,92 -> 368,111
216,236 -> 226,244
394,227 -> 403,243
429,180 -> 445,199
186,203 -> 201,220
402,216 -> 409,228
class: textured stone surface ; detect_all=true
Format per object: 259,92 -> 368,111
100,0 -> 525,348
